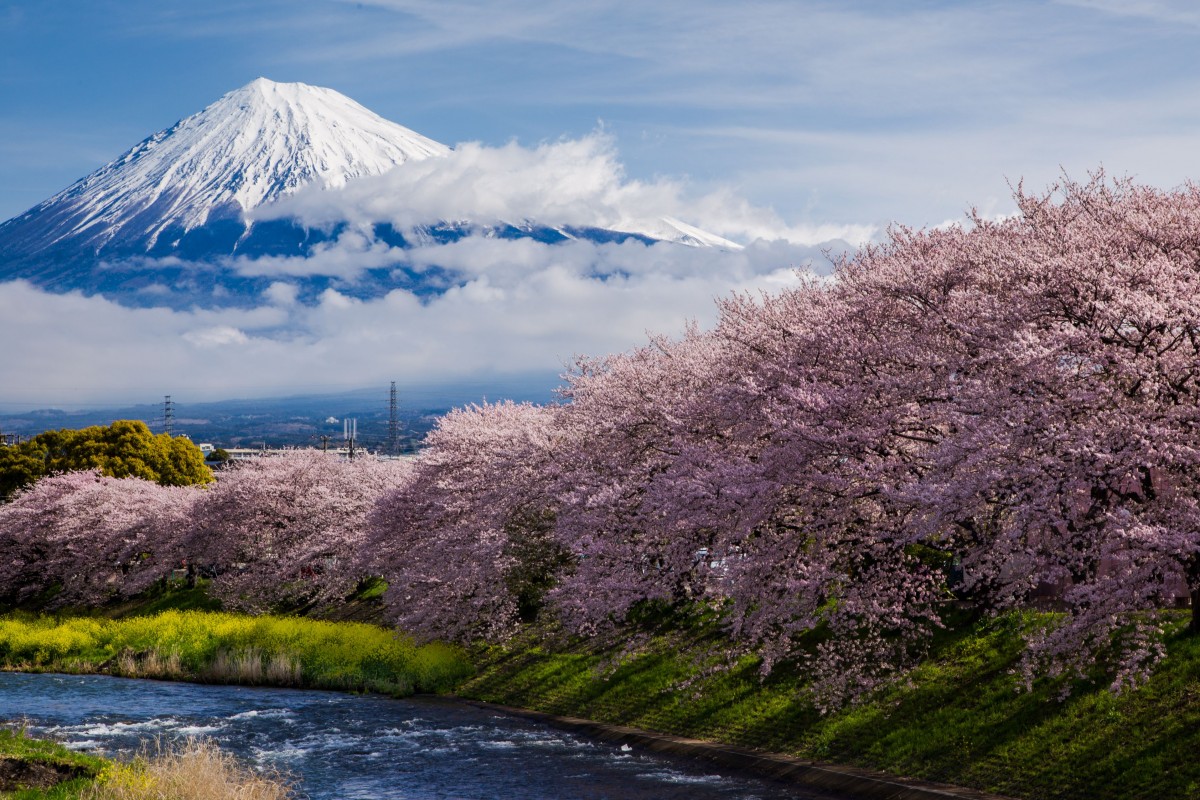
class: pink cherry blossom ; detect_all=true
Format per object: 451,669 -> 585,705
0,470 -> 198,606
362,401 -> 562,642
187,449 -> 411,611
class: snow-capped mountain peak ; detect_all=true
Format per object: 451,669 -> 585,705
0,78 -> 743,307
37,78 -> 450,247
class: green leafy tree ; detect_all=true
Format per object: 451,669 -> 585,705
0,448 -> 45,502
0,420 -> 212,500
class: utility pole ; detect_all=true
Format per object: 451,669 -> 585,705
163,395 -> 175,437
388,381 -> 400,455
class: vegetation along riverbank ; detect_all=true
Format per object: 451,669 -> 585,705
0,724 -> 101,799
3,595 -> 1200,800
0,609 -> 470,696
0,725 -> 295,800
7,178 -> 1200,799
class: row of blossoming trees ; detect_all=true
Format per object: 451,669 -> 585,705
5,175 -> 1200,705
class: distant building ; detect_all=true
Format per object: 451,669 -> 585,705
222,447 -> 271,462
203,445 -> 413,463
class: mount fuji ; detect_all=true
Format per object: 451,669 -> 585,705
0,78 -> 739,308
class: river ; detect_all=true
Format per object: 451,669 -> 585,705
0,672 -> 843,799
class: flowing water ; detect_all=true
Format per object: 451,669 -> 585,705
0,671 -> 844,799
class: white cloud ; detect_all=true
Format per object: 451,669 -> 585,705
263,281 -> 299,306
0,97 -> 871,412
1057,0 -> 1200,25
230,228 -> 406,279
181,325 -> 251,348
254,134 -> 874,248
0,233 -> 823,408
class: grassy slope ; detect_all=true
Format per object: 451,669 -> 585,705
455,611 -> 1200,800
0,727 -> 105,800
0,610 -> 471,696
6,585 -> 1200,799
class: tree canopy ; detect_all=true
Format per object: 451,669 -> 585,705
0,470 -> 199,606
0,420 -> 213,500
188,449 -> 411,611
5,174 -> 1200,709
362,173 -> 1200,705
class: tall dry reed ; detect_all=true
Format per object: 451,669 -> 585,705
87,738 -> 294,800
204,648 -> 302,685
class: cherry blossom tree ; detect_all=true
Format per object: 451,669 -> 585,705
0,470 -> 198,606
186,449 -> 410,611
542,326 -> 780,639
888,175 -> 1200,690
536,173 -> 1200,701
674,274 -> 954,702
363,401 -> 563,642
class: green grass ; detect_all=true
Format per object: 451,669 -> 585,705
455,609 -> 1200,800
8,582 -> 1200,799
346,577 -> 388,603
0,611 -> 472,696
0,724 -> 106,799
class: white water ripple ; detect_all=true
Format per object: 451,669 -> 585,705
1,672 -> 834,800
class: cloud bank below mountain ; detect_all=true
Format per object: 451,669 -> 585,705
0,241 -> 810,408
254,133 -> 874,248
1,132 -> 864,409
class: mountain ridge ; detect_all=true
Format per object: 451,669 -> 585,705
2,78 -> 448,255
0,78 -> 740,308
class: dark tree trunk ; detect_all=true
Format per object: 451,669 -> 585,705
1187,555 -> 1200,634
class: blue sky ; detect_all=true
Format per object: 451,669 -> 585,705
5,0 -> 1200,409
6,0 -> 1200,231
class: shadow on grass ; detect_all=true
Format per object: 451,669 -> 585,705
457,607 -> 1200,800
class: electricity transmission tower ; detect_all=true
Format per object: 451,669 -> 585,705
388,381 -> 400,455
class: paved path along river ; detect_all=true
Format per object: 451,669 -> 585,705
0,672 -> 850,799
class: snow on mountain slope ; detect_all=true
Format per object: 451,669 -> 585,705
0,78 -> 745,307
22,78 -> 449,250
622,216 -> 744,250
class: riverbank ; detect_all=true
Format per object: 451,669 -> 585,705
454,611 -> 1200,800
4,596 -> 1199,800
460,699 -> 1015,800
0,725 -> 102,798
0,727 -> 296,800
0,610 -> 470,696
